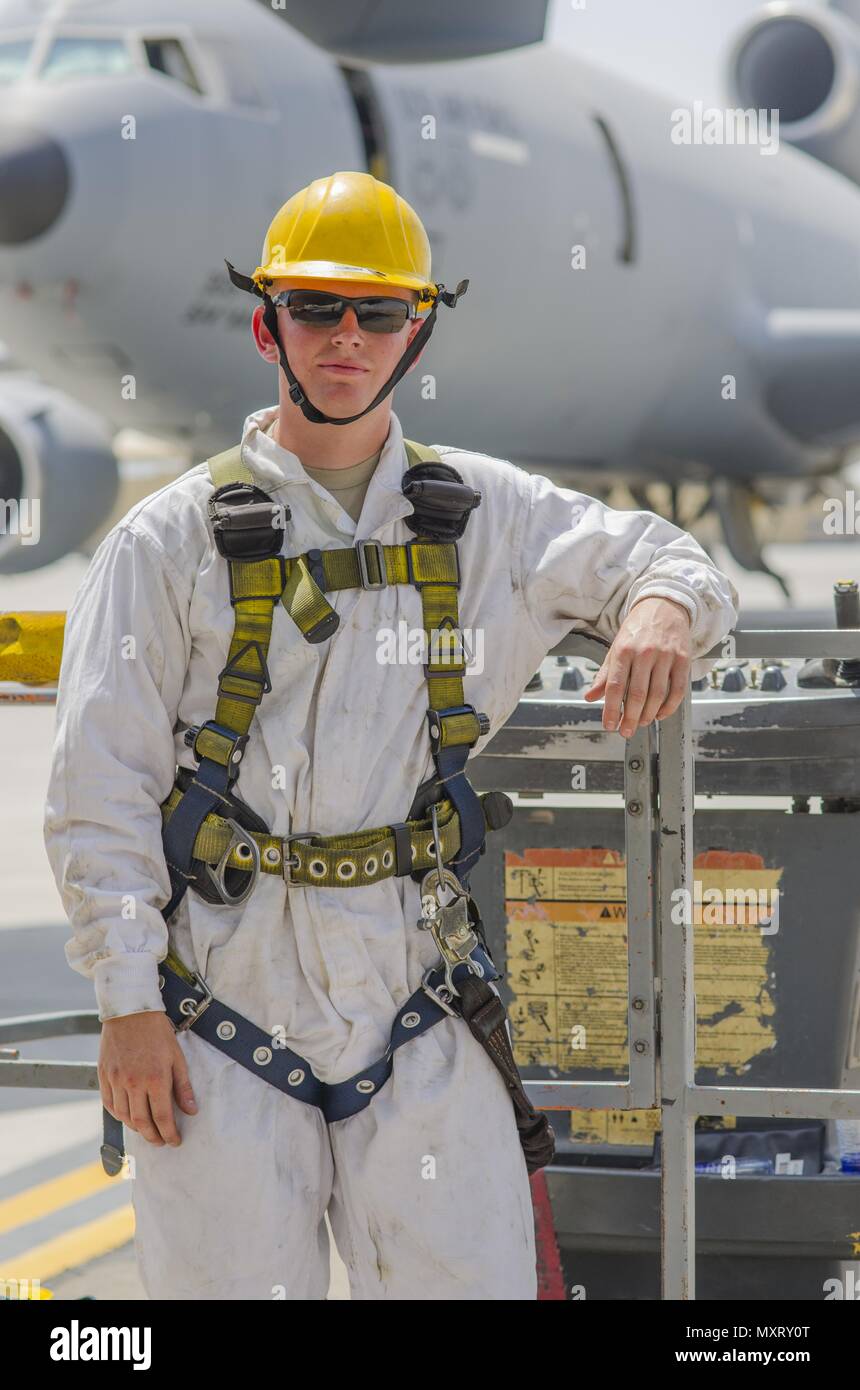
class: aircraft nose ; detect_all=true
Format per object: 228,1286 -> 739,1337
0,124 -> 70,244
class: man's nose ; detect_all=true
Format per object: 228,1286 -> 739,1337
332,306 -> 361,334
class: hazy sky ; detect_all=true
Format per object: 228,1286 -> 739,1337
548,0 -> 829,103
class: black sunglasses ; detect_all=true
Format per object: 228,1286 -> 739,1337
270,288 -> 419,334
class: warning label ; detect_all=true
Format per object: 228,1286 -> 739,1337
504,847 -> 780,1077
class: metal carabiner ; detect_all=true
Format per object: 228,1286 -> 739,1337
203,817 -> 261,906
418,861 -> 482,998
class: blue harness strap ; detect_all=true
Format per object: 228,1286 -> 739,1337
100,944 -> 499,1173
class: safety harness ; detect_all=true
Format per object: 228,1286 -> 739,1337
100,439 -> 555,1177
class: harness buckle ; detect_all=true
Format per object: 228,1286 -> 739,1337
356,538 -> 386,590
421,968 -> 460,1018
217,642 -> 272,699
173,972 -> 214,1032
282,831 -> 322,886
203,817 -> 260,906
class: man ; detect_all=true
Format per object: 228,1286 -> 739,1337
43,171 -> 738,1301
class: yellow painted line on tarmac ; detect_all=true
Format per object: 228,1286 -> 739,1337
1,1206 -> 134,1282
0,1161 -> 119,1236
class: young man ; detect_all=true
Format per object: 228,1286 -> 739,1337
43,171 -> 738,1301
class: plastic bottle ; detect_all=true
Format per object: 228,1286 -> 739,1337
835,1118 -> 860,1173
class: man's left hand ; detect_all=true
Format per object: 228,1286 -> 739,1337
583,595 -> 693,738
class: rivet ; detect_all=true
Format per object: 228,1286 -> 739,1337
288,1068 -> 305,1086
356,1079 -> 375,1094
402,1012 -> 421,1028
253,1046 -> 272,1066
263,847 -> 281,867
217,1021 -> 236,1040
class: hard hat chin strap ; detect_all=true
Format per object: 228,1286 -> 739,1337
224,261 -> 468,428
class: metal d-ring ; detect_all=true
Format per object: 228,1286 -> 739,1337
203,817 -> 261,906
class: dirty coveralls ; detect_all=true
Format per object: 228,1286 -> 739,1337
43,404 -> 739,1299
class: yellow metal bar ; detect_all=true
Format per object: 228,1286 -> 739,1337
0,612 -> 65,684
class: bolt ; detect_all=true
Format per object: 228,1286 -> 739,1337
627,800 -> 642,816
633,1040 -> 648,1054
628,757 -> 643,771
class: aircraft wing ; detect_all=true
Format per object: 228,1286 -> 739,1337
255,0 -> 549,62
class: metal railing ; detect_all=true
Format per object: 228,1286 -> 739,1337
523,626 -> 860,1300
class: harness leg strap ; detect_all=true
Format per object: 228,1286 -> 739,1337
99,945 -> 501,1173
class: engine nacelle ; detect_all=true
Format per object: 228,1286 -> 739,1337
728,2 -> 860,186
0,375 -> 118,573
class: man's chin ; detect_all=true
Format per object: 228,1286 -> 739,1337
313,378 -> 377,414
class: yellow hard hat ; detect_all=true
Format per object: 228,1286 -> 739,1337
251,170 -> 437,312
226,170 -> 468,426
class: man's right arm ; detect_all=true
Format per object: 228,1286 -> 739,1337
43,521 -> 191,1021
43,520 -> 201,1144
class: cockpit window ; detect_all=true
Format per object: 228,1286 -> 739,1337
0,39 -> 33,85
41,37 -> 134,81
194,35 -> 263,108
143,38 -> 202,94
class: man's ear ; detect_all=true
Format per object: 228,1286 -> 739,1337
252,304 -> 279,363
404,343 -> 426,375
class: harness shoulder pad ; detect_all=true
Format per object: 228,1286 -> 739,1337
401,438 -> 481,542
205,442 -> 285,560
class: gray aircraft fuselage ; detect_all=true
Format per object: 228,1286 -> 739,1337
1,0 -> 859,492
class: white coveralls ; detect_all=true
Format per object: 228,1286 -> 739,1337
43,404 -> 739,1300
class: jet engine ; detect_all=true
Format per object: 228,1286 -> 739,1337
0,375 -> 118,573
728,2 -> 860,186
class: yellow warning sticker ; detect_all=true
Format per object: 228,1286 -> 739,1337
569,1108 -> 663,1145
504,848 -> 780,1078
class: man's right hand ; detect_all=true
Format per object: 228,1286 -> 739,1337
99,1011 -> 198,1147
